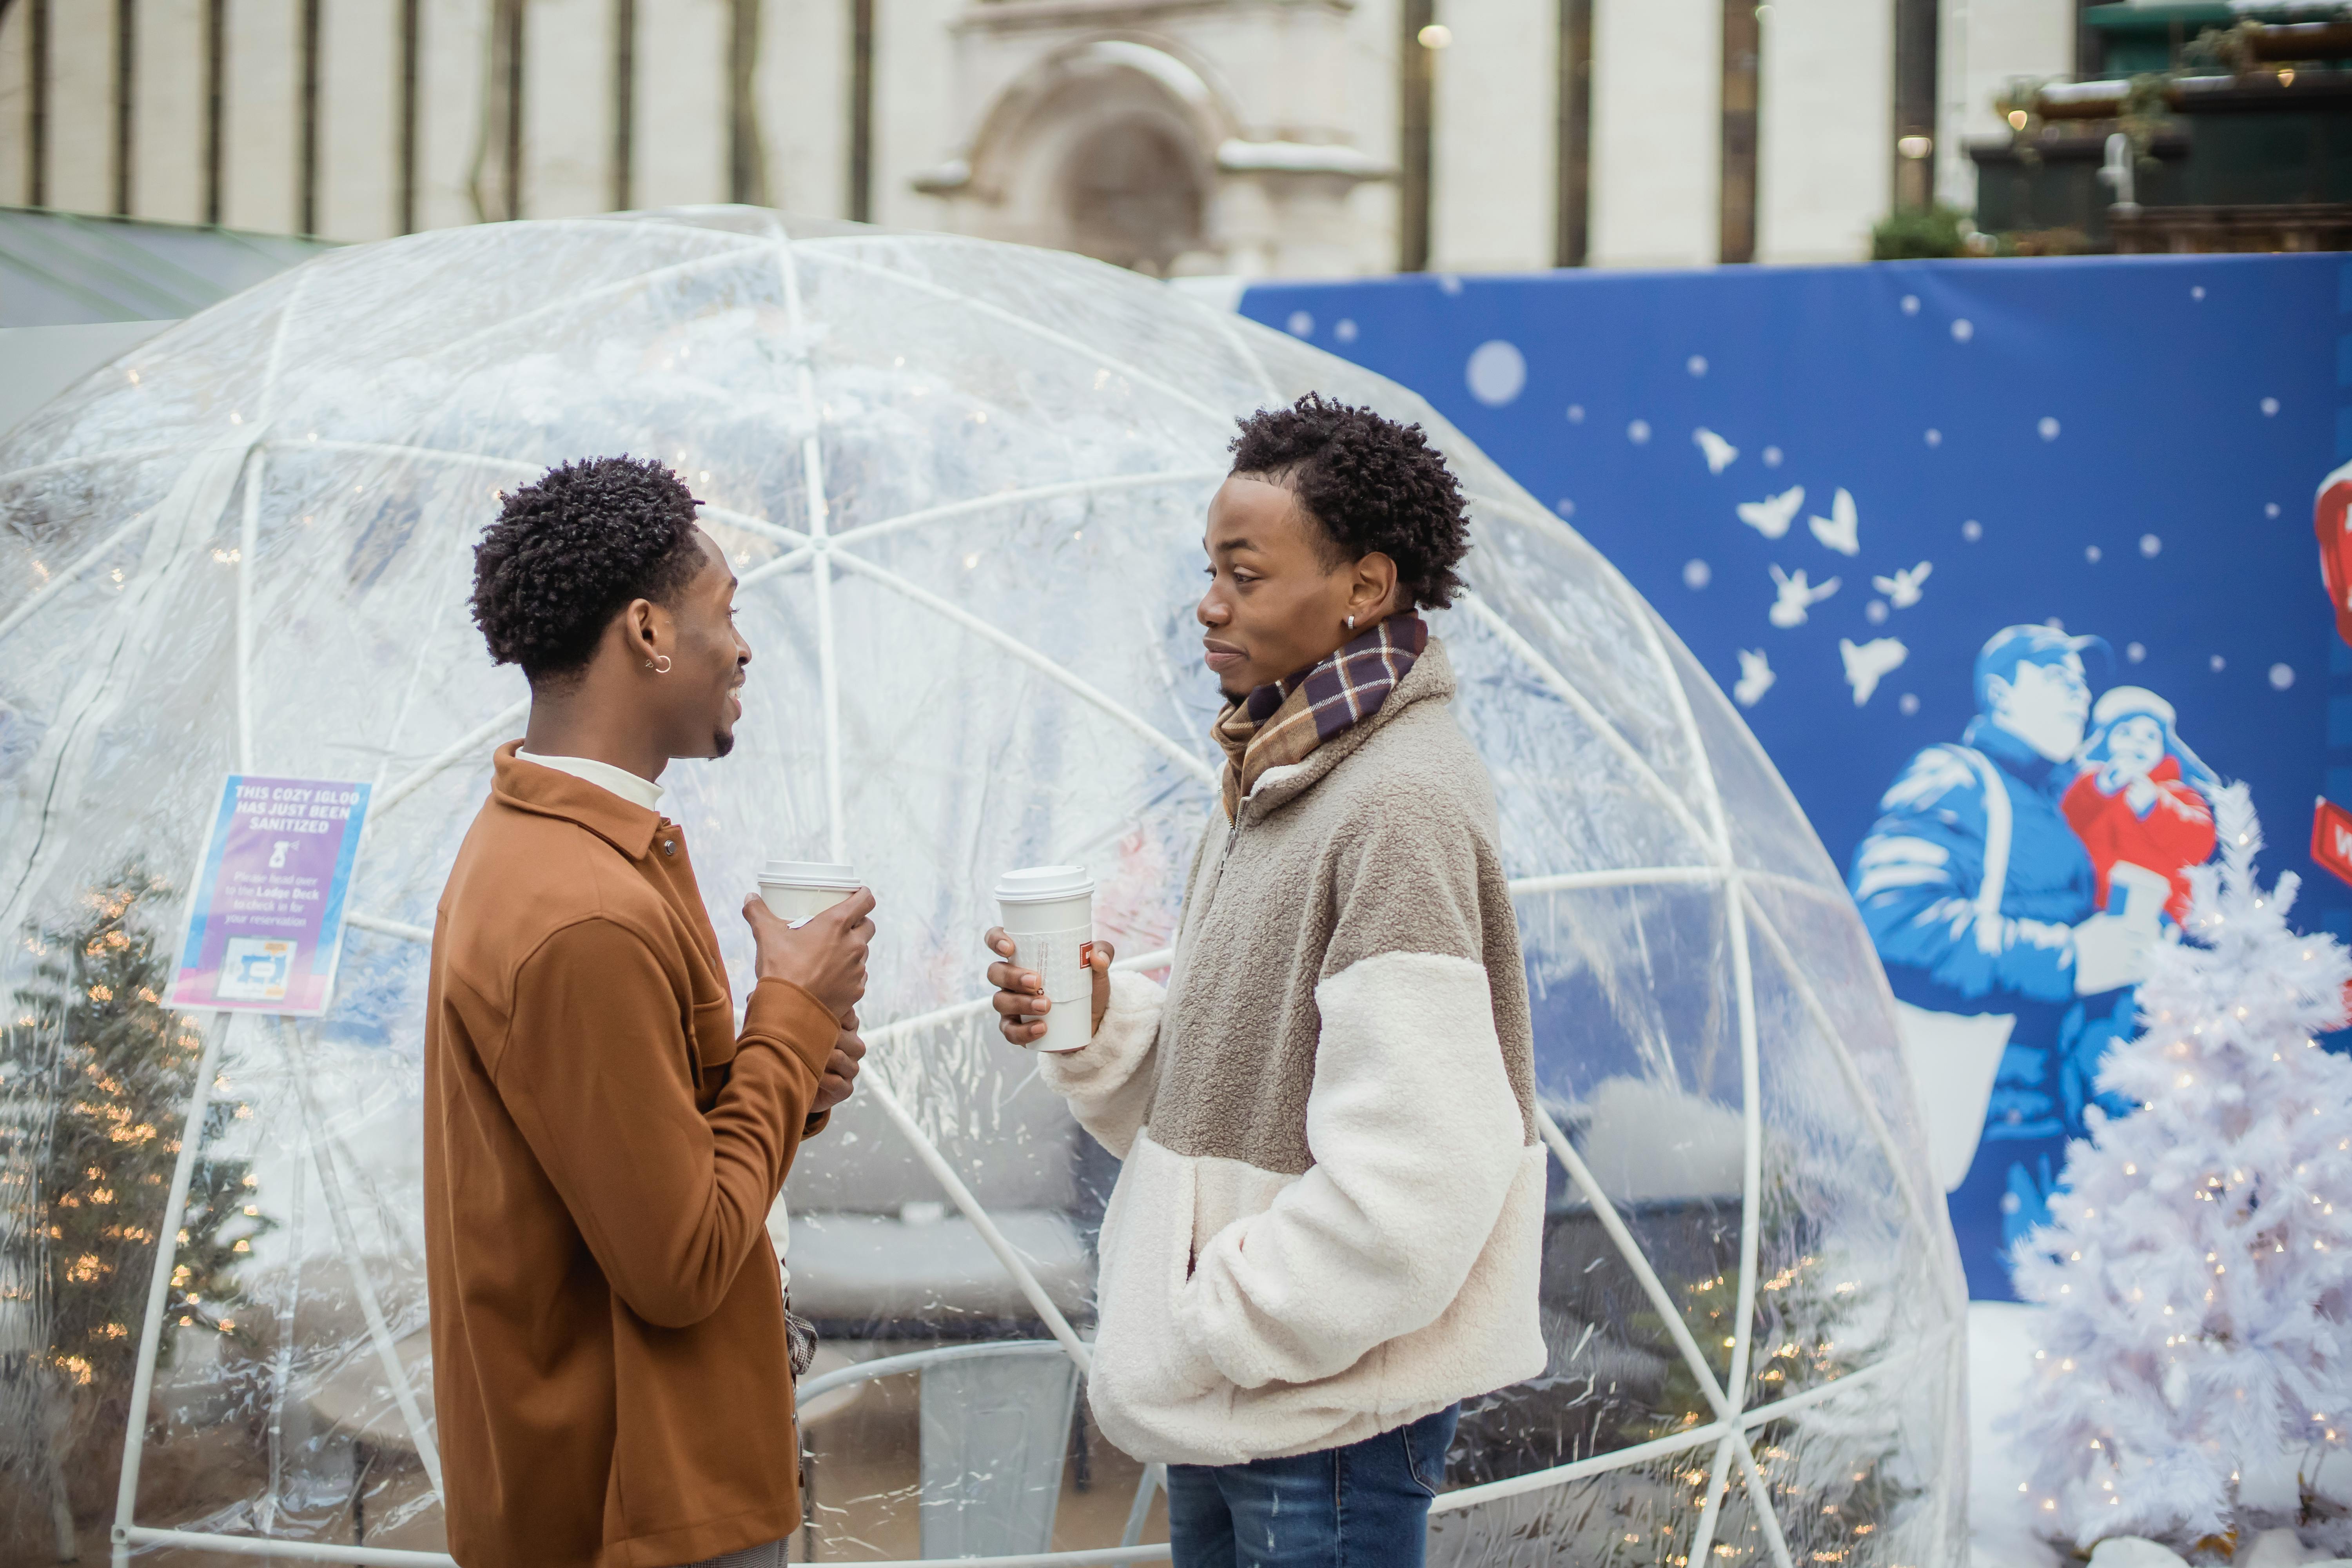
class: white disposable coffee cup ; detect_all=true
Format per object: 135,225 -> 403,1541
759,860 -> 860,926
994,865 -> 1096,1054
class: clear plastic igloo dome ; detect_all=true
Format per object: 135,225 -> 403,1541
0,209 -> 1964,1567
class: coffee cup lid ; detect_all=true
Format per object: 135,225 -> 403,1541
993,864 -> 1095,904
760,859 -> 860,889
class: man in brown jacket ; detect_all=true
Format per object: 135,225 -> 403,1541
425,457 -> 871,1568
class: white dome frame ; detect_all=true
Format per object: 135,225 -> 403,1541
0,212 -> 1964,1568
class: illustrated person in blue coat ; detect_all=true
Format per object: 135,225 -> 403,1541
1847,625 -> 2154,1300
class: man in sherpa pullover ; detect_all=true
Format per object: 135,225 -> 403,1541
985,394 -> 1544,1567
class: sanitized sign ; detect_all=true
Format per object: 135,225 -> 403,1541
171,775 -> 372,1016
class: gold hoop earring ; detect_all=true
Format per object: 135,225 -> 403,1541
645,654 -> 672,674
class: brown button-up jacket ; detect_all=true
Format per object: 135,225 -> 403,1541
424,743 -> 835,1568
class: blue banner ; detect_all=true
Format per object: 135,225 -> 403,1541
1241,254 -> 2343,1299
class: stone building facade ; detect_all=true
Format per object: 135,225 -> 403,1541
0,0 -> 2079,276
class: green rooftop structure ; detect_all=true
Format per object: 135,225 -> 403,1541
2088,3 -> 2264,76
2083,2 -> 2352,76
0,206 -> 329,329
0,207 -> 331,436
1970,11 -> 2352,252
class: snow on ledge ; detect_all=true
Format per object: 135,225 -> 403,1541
1215,139 -> 1393,180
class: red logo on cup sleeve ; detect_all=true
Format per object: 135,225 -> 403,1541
1080,941 -> 1094,967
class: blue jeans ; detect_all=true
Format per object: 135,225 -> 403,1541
1165,1404 -> 1459,1568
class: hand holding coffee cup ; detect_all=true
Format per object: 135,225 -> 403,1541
988,866 -> 1101,1053
987,931 -> 1113,1049
744,885 -> 874,1020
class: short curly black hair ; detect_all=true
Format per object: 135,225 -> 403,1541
469,456 -> 707,682
1227,393 -> 1471,609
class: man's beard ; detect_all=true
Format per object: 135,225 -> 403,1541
1219,682 -> 1248,706
712,728 -> 736,758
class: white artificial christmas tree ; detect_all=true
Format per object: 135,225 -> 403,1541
2012,785 -> 2352,1557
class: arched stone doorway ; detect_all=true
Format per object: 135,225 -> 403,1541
913,31 -> 1390,278
1062,116 -> 1206,276
916,40 -> 1225,276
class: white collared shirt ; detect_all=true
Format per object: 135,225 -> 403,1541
516,749 -> 665,812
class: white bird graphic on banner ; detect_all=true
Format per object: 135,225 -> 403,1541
1840,636 -> 1908,705
1737,486 -> 1804,540
1809,487 -> 1862,555
1871,561 -> 1933,608
1733,648 -> 1776,707
1693,428 -> 1739,475
1768,564 -> 1841,628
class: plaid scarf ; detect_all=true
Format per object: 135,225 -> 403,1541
1213,614 -> 1428,822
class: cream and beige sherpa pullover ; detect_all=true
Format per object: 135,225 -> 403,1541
1041,639 -> 1546,1466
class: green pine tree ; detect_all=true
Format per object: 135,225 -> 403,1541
0,864 -> 269,1557
1628,1175 -> 1921,1564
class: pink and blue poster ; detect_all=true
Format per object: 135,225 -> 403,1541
170,775 -> 371,1016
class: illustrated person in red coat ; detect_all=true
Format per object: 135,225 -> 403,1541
2061,685 -> 2219,929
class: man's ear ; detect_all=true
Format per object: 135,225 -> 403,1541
1983,673 -> 2013,710
619,597 -> 665,661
